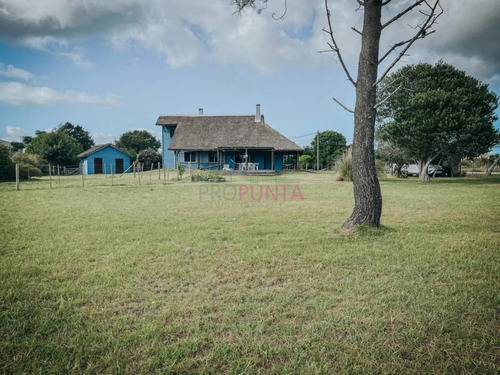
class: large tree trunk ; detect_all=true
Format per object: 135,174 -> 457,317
343,0 -> 383,229
418,159 -> 432,181
486,155 -> 500,176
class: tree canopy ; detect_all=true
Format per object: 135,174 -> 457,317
115,130 -> 161,159
26,131 -> 83,166
58,122 -> 94,151
377,61 -> 499,181
304,130 -> 347,169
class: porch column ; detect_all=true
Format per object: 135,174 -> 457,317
271,149 -> 275,170
197,152 -> 200,169
296,152 -> 300,170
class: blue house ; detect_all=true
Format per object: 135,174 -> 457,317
77,144 -> 132,175
155,105 -> 302,171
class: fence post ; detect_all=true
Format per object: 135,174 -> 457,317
80,163 -> 85,187
189,162 -> 192,182
15,163 -> 19,190
158,162 -> 161,180
49,164 -> 52,189
57,165 -> 60,183
150,163 -> 153,180
111,164 -> 114,186
133,162 -> 136,178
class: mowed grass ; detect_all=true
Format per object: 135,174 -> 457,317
0,172 -> 499,374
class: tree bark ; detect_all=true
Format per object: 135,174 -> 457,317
486,155 -> 500,176
343,0 -> 383,229
418,159 -> 432,181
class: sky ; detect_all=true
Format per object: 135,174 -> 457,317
0,0 -> 499,150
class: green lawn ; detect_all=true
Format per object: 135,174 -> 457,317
1,172 -> 499,374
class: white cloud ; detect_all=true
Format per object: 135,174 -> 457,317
0,0 -> 498,83
0,125 -> 31,141
0,63 -> 34,81
0,81 -> 121,106
91,132 -> 118,144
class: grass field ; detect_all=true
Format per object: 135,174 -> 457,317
1,172 -> 499,374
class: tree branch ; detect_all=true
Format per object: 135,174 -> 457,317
382,0 -> 393,5
351,26 -> 362,36
374,84 -> 402,109
333,97 -> 354,114
375,0 -> 442,86
382,0 -> 426,29
324,0 -> 357,87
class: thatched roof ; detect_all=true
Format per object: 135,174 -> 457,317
156,115 -> 302,152
77,144 -> 133,158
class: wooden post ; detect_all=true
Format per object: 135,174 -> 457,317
167,163 -> 170,181
133,162 -> 136,178
49,164 -> 52,189
158,162 -> 161,179
141,163 -> 144,179
189,161 -> 192,182
111,164 -> 114,186
15,163 -> 19,190
80,163 -> 84,187
316,131 -> 320,171
57,165 -> 60,183
64,166 -> 66,175
150,163 -> 153,180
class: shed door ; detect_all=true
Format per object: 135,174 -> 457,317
94,158 -> 103,174
115,158 -> 124,174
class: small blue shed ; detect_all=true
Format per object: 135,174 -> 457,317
77,144 -> 132,175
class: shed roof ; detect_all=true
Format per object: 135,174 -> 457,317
77,144 -> 133,158
156,115 -> 302,152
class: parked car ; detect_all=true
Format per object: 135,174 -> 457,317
405,164 -> 447,177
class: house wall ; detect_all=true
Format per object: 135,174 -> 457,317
162,126 -> 176,168
81,147 -> 131,175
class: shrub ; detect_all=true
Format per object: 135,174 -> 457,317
19,163 -> 43,179
192,171 -> 225,182
335,148 -> 384,181
177,164 -> 185,180
335,148 -> 352,181
12,153 -> 46,169
0,144 -> 15,181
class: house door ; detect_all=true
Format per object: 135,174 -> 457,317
94,158 -> 103,174
115,158 -> 124,174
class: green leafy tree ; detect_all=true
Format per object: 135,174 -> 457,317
57,122 -> 95,151
26,131 -> 82,166
377,62 -> 499,181
310,131 -> 347,169
115,130 -> 160,159
137,148 -> 162,167
10,142 -> 25,153
299,154 -> 312,169
0,144 -> 15,180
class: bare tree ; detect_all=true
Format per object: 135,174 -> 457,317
235,0 -> 443,229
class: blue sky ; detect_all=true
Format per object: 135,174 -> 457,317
0,0 -> 499,150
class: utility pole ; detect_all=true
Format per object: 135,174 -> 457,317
316,131 -> 320,171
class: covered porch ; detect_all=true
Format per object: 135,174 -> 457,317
216,147 -> 300,171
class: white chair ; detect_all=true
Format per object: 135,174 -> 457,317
223,164 -> 230,171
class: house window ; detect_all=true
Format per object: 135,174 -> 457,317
208,151 -> 217,163
184,152 -> 196,162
